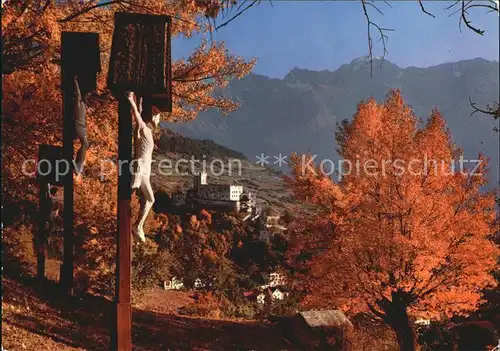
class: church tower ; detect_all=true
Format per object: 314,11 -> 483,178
194,171 -> 207,193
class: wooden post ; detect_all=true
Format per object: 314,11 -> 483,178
60,47 -> 75,296
37,181 -> 48,283
114,96 -> 133,351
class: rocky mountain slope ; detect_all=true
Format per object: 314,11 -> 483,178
164,57 -> 499,186
158,128 -> 247,161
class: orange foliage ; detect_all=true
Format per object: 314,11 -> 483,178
200,209 -> 212,224
203,248 -> 218,265
190,214 -> 200,230
175,224 -> 183,235
1,0 -> 254,292
286,91 -> 498,344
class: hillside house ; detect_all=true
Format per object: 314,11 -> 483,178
240,191 -> 257,212
260,271 -> 287,289
164,276 -> 214,291
298,310 -> 353,329
414,318 -> 431,326
163,276 -> 184,291
185,172 -> 256,213
194,278 -> 211,290
272,310 -> 353,350
243,290 -> 267,304
271,287 -> 288,300
258,213 -> 287,242
244,286 -> 289,305
268,272 -> 287,288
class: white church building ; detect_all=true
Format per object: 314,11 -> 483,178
189,172 -> 245,212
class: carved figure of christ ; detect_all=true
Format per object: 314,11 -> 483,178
126,92 -> 161,243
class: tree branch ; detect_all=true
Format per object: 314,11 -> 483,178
368,303 -> 388,322
58,0 -> 123,23
418,0 -> 435,18
360,0 -> 394,77
215,0 -> 260,30
460,0 -> 485,35
469,97 -> 500,119
174,75 -> 217,83
173,92 -> 225,109
447,0 -> 499,35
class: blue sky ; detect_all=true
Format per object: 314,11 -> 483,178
173,1 -> 499,78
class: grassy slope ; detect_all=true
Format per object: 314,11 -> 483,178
2,276 -> 297,350
2,225 -> 297,351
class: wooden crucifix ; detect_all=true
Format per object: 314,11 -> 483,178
60,31 -> 101,295
107,12 -> 172,351
36,144 -> 64,284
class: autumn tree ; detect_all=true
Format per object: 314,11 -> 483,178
285,90 -> 498,350
1,0 -> 254,292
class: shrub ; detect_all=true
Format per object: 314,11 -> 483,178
132,240 -> 172,296
2,223 -> 35,278
178,292 -> 222,319
349,314 -> 398,351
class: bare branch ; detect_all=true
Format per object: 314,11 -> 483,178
447,0 -> 498,34
383,1 -> 393,9
467,3 -> 500,12
360,0 -> 394,77
469,97 -> 500,120
445,1 -> 462,10
418,0 -> 435,18
57,0 -> 197,26
365,1 -> 384,15
367,303 -> 388,322
215,0 -> 260,30
461,0 -> 485,35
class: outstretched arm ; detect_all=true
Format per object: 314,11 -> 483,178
73,76 -> 82,104
126,91 -> 145,128
137,95 -> 143,115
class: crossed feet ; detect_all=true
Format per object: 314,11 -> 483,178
132,227 -> 147,244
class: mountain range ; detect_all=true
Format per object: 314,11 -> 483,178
163,57 -> 499,186
158,128 -> 247,160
